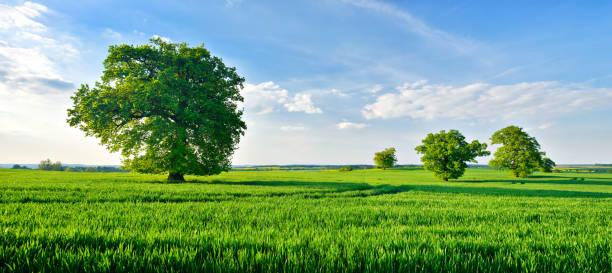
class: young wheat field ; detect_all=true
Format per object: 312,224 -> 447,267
0,168 -> 610,272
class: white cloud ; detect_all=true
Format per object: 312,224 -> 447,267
331,88 -> 349,97
132,30 -> 145,36
336,121 -> 369,129
368,84 -> 383,93
152,34 -> 171,42
363,80 -> 612,120
538,122 -> 554,130
241,81 -> 323,114
0,1 -> 48,31
284,93 -> 323,114
280,125 -> 307,132
102,28 -> 121,40
242,81 -> 289,114
0,1 -> 78,94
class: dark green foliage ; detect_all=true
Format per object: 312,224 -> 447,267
37,159 -> 64,171
540,157 -> 556,172
67,38 -> 246,181
338,166 -> 353,172
489,126 -> 545,178
415,130 -> 490,181
11,164 -> 29,169
373,147 -> 397,170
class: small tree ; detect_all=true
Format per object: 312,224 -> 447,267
38,159 -> 53,170
373,148 -> 397,170
338,166 -> 353,172
51,161 -> 64,171
415,130 -> 489,181
540,157 -> 556,173
489,125 -> 545,177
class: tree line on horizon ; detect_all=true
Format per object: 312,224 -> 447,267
36,159 -> 126,173
372,125 -> 556,180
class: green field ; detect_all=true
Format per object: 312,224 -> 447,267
0,168 -> 610,272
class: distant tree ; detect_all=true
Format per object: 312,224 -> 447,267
66,38 -> 246,181
51,161 -> 64,171
415,130 -> 490,181
540,157 -> 556,173
38,159 -> 53,170
38,159 -> 64,171
489,126 -> 545,177
338,166 -> 353,172
11,164 -> 29,169
85,167 -> 97,172
373,148 -> 397,170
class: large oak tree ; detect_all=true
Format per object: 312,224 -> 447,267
67,38 -> 246,181
489,125 -> 545,178
415,130 -> 489,181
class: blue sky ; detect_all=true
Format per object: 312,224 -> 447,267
1,0 -> 612,165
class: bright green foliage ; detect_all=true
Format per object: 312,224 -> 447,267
489,126 -> 545,178
415,130 -> 489,181
67,38 -> 246,181
373,147 -> 397,170
540,157 -> 556,172
0,168 -> 611,272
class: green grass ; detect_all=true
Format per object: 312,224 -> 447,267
0,168 -> 610,272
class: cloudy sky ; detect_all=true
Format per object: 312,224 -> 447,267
1,0 -> 612,165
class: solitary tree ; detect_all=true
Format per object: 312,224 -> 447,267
415,130 -> 489,181
540,157 -> 556,173
67,38 -> 247,181
373,148 -> 397,170
489,125 -> 544,177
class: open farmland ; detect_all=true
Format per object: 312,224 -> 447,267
0,168 -> 610,273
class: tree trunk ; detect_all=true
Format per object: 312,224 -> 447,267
168,172 -> 185,182
443,178 -> 448,182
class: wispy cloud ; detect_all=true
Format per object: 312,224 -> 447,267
363,80 -> 612,120
342,0 -> 479,55
368,84 -> 383,93
102,28 -> 122,40
336,121 -> 369,129
0,1 -> 78,94
280,125 -> 307,132
538,122 -> 554,130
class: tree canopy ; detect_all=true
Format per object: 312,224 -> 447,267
373,148 -> 397,170
489,125 -> 545,178
540,157 -> 556,173
415,130 -> 489,181
67,38 -> 246,181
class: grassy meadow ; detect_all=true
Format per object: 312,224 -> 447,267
0,168 -> 610,272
